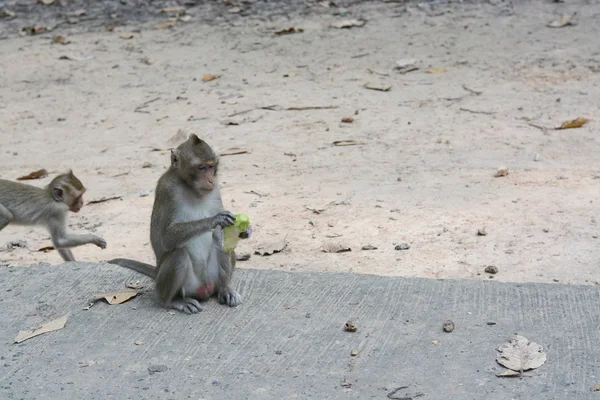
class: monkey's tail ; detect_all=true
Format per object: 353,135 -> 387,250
107,258 -> 157,279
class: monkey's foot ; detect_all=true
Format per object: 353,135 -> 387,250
218,289 -> 242,307
168,298 -> 203,314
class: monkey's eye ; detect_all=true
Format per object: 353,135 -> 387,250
196,165 -> 207,170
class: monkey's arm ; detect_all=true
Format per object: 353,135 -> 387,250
48,217 -> 107,250
107,258 -> 157,278
162,211 -> 235,251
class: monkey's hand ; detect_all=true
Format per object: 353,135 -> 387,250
92,235 -> 107,249
211,211 -> 236,229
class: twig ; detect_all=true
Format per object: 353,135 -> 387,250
351,53 -> 370,59
459,107 -> 495,115
462,84 -> 482,96
134,97 -> 160,113
526,122 -> 549,134
287,106 -> 338,110
87,196 -> 123,205
227,109 -> 254,118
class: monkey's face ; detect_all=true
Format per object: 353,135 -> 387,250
69,191 -> 85,213
185,161 -> 217,194
172,134 -> 219,195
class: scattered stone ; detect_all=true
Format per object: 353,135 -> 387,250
443,320 -> 455,333
142,162 -> 152,168
487,321 -> 497,326
350,349 -> 359,356
343,321 -> 357,332
477,228 -> 487,236
484,265 -> 498,274
395,243 -> 410,251
361,244 -> 377,250
275,350 -> 283,355
495,167 -> 509,177
148,365 -> 168,374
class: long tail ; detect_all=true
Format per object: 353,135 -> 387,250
107,258 -> 157,279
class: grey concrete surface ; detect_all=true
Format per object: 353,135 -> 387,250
0,263 -> 598,400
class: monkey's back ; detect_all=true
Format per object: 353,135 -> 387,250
0,179 -> 58,224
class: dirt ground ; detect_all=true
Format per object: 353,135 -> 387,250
0,0 -> 598,286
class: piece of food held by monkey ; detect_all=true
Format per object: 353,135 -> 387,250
108,134 -> 253,314
222,213 -> 251,252
0,171 -> 107,262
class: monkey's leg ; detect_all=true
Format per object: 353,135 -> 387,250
57,248 -> 75,262
211,227 -> 242,307
0,203 -> 14,231
156,249 -> 203,314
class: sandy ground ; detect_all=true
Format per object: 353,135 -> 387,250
0,0 -> 598,286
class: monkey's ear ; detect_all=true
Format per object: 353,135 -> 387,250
170,150 -> 179,169
189,134 -> 202,144
52,187 -> 64,202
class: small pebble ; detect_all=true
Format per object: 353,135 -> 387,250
395,243 -> 410,251
495,167 -> 509,177
533,154 -> 540,161
484,265 -> 498,274
443,320 -> 455,333
477,228 -> 487,236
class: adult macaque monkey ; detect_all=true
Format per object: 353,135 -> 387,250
109,134 -> 250,314
0,171 -> 107,262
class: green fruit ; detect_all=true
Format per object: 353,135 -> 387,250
222,213 -> 250,253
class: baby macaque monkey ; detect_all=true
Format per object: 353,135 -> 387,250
109,134 -> 251,314
0,171 -> 107,262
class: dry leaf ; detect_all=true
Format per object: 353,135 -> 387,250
557,117 -> 588,129
203,73 -> 219,82
94,291 -> 139,305
17,169 -> 48,180
220,147 -> 249,156
52,35 -> 71,45
341,117 -> 354,123
274,27 -> 304,35
495,167 -> 509,178
59,55 -> 93,61
426,67 -> 447,74
14,314 -> 68,343
38,245 -> 55,253
1,9 -> 16,18
367,68 -> 389,76
496,334 -> 547,372
87,196 -> 122,205
395,59 -> 419,74
21,25 -> 48,35
333,140 -> 363,146
156,21 -> 176,29
364,83 -> 391,92
331,19 -> 366,29
547,13 -> 577,28
134,341 -> 144,345
432,340 -> 439,344
255,239 -> 287,256
322,242 -> 351,253
119,33 -> 135,40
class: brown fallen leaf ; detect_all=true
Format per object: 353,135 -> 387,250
274,27 -> 304,35
364,83 -> 391,92
17,169 -> 48,180
333,140 -> 363,146
203,73 -> 220,82
94,291 -> 140,305
38,245 -> 55,253
322,242 -> 351,253
87,196 -> 122,205
426,67 -> 447,74
547,13 -> 577,28
52,35 -> 71,45
556,117 -> 588,129
254,238 -> 288,256
331,19 -> 366,29
496,334 -> 547,372
14,314 -> 68,343
220,147 -> 250,156
341,117 -> 354,123
156,21 -> 176,29
119,33 -> 135,40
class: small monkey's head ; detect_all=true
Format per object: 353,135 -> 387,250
49,170 -> 86,213
171,134 -> 219,194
